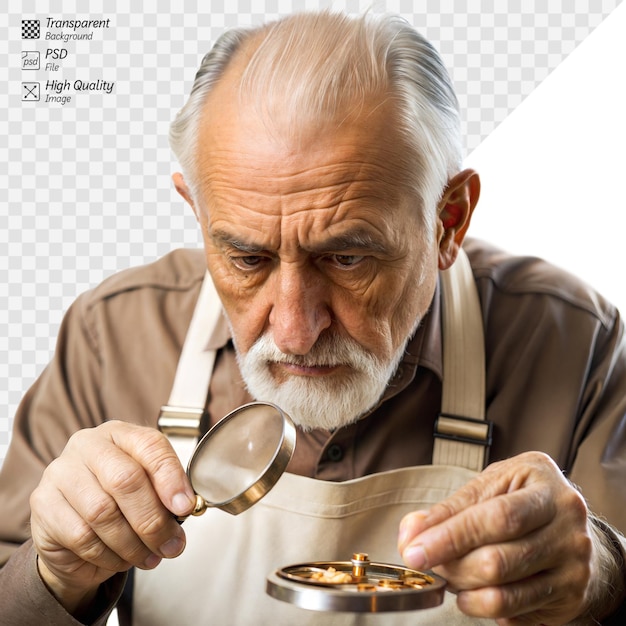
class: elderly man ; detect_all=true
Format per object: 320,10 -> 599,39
1,11 -> 625,625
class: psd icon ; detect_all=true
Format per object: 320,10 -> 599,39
22,19 -> 40,39
22,51 -> 40,70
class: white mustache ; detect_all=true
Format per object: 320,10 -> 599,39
246,332 -> 382,372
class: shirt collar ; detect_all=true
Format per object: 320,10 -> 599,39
407,278 -> 442,380
205,311 -> 233,351
375,278 -> 442,404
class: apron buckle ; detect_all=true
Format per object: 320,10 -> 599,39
434,413 -> 493,448
158,405 -> 205,438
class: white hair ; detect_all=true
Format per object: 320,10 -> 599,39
169,11 -> 463,237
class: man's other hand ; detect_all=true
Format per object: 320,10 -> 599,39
398,451 -> 615,625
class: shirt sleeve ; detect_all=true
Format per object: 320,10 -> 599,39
568,308 -> 626,534
0,540 -> 125,626
568,311 -> 626,621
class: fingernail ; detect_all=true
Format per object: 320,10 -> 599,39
143,553 -> 162,569
398,511 -> 428,551
160,536 -> 184,558
172,492 -> 193,516
398,520 -> 409,549
403,544 -> 427,570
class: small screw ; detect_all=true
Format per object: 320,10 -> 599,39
351,553 -> 370,578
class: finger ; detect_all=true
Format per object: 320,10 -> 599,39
398,468 -> 516,553
44,454 -> 167,569
401,487 -> 556,570
456,571 -> 586,624
399,452 -> 566,547
435,529 -> 551,590
104,421 -> 196,516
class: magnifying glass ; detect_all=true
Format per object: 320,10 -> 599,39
178,402 -> 296,520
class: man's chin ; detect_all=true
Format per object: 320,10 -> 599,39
287,405 -> 365,433
236,332 -> 408,431
267,400 -> 367,433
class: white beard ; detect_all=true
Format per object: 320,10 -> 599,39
235,330 -> 414,432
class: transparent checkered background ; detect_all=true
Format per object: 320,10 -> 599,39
0,0 -> 621,465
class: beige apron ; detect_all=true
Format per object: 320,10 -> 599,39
133,251 -> 495,625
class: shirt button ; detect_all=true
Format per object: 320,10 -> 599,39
327,444 -> 344,462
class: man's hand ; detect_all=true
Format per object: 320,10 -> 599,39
398,451 -> 609,625
30,421 -> 196,615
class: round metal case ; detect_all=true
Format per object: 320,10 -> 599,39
267,553 -> 447,613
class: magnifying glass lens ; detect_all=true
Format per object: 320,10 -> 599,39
187,403 -> 295,511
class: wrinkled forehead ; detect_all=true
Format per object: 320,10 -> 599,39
197,109 -> 418,221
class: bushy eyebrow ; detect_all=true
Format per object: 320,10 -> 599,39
211,227 -> 391,256
211,230 -> 266,254
307,230 -> 390,256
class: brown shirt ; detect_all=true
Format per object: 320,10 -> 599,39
1,238 -> 625,624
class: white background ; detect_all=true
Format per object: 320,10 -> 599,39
467,3 -> 626,310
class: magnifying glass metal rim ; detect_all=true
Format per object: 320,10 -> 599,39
186,401 -> 296,516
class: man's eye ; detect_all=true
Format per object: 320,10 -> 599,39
232,255 -> 264,269
333,254 -> 364,267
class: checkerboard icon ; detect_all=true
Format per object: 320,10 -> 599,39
22,19 -> 40,39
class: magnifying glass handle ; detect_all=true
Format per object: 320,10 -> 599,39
176,493 -> 208,523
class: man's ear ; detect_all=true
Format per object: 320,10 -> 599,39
437,169 -> 480,270
172,172 -> 200,222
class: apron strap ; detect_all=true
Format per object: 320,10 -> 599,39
432,248 -> 491,471
158,271 -> 221,466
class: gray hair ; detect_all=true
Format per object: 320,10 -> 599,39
169,11 -> 463,234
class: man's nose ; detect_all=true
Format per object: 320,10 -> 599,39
268,264 -> 332,355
